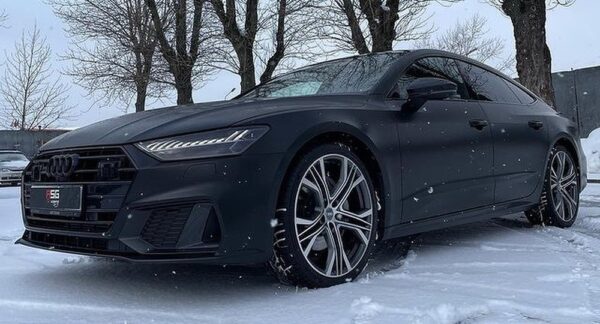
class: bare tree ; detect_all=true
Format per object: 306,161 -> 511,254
0,26 -> 72,130
486,0 -> 575,106
0,9 -> 8,28
318,0 -> 461,55
416,14 -> 515,73
146,0 -> 216,104
210,0 -> 321,92
51,0 -> 168,112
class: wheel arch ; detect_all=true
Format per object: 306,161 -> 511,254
551,135 -> 581,170
273,124 -> 389,237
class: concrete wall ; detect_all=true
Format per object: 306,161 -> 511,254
0,130 -> 69,158
553,66 -> 600,137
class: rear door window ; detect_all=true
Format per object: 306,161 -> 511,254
504,80 -> 536,104
457,61 -> 521,104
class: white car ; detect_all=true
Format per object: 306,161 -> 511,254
0,150 -> 29,186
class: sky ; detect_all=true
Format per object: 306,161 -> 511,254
0,0 -> 599,128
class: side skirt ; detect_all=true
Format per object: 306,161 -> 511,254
383,200 -> 538,239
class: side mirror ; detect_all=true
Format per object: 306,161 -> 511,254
403,77 -> 459,112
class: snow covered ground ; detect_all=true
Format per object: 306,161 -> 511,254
582,129 -> 600,177
2,185 -> 600,323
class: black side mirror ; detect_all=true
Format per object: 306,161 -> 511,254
403,77 -> 459,112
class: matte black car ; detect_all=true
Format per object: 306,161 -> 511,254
18,50 -> 586,287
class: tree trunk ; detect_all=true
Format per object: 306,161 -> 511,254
238,44 -> 256,93
135,86 -> 147,112
21,107 -> 26,130
358,0 -> 397,53
502,0 -> 555,107
146,0 -> 204,106
340,0 -> 370,54
371,34 -> 394,53
165,62 -> 194,105
175,72 -> 194,105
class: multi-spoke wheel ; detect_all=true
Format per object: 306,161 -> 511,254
271,143 -> 378,287
526,146 -> 579,227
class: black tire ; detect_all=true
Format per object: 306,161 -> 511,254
270,143 -> 379,288
526,145 -> 579,228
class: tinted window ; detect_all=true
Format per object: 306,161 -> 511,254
504,80 -> 536,104
458,62 -> 521,104
242,52 -> 407,99
269,82 -> 322,98
392,57 -> 469,100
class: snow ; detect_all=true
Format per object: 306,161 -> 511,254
582,128 -> 600,175
1,184 -> 600,323
3,134 -> 600,322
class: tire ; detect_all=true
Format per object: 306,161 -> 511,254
525,145 -> 580,228
270,143 -> 379,288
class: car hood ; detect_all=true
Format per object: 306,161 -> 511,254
41,96 -> 365,151
0,160 -> 29,170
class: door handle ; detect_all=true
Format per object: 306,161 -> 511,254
469,119 -> 489,130
528,120 -> 544,130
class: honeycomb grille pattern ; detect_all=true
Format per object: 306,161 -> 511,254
141,205 -> 194,248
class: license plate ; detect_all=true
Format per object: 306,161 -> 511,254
29,185 -> 83,217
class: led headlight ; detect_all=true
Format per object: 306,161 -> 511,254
135,126 -> 269,161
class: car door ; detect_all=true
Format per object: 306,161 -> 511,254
457,61 -> 549,203
392,57 -> 495,223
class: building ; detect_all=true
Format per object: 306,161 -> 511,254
0,129 -> 70,158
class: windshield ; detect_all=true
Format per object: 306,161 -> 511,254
0,153 -> 28,162
241,52 -> 407,99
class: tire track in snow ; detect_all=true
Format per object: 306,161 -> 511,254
539,227 -> 600,320
493,218 -> 600,320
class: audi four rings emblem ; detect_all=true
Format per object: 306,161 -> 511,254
48,154 -> 80,178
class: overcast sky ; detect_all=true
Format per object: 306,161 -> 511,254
0,0 -> 599,128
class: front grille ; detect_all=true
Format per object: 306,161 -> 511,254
24,147 -> 135,183
22,147 -> 136,234
141,204 -> 194,248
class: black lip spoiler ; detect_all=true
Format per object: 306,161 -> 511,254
14,237 -> 233,264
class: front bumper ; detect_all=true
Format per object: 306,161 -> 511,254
18,145 -> 285,264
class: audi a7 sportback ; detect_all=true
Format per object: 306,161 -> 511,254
18,50 -> 586,287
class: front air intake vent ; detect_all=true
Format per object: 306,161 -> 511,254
141,204 -> 194,248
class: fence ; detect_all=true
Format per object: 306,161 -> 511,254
553,65 -> 600,138
0,130 -> 69,158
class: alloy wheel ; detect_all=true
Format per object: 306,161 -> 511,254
549,151 -> 579,222
294,154 -> 374,278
